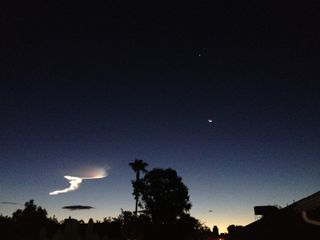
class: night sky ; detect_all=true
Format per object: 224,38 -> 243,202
1,2 -> 320,232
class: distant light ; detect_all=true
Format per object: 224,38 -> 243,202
208,119 -> 213,123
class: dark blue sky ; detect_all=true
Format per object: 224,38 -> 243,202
1,2 -> 320,232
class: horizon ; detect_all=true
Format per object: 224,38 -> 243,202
1,166 -> 318,233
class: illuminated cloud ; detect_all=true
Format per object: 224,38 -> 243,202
49,167 -> 107,195
62,205 -> 94,210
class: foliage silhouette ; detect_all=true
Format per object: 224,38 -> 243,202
12,200 -> 47,222
134,168 -> 191,225
0,199 -> 212,240
5,200 -> 58,240
129,159 -> 148,216
211,225 -> 219,239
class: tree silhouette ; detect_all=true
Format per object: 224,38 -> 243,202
227,224 -> 245,240
136,168 -> 192,225
11,200 -> 49,240
212,225 -> 219,239
12,200 -> 48,226
129,159 -> 148,216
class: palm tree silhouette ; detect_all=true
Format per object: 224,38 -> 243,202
129,159 -> 148,216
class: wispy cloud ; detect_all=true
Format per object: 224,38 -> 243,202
49,168 -> 107,195
0,201 -> 18,205
62,205 -> 94,210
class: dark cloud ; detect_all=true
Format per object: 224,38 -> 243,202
0,201 -> 18,205
62,205 -> 94,210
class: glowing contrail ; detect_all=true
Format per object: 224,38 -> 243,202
49,168 -> 107,195
49,176 -> 83,195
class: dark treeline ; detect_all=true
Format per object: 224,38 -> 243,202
0,161 -> 227,240
0,202 -> 214,240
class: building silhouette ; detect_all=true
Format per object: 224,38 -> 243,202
229,191 -> 320,240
